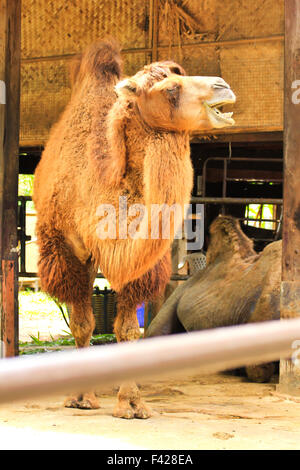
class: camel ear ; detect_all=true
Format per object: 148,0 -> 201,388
115,78 -> 140,98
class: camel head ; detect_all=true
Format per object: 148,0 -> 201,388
206,216 -> 256,265
115,61 -> 236,132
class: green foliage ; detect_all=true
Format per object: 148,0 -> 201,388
18,290 -> 117,356
19,347 -> 63,355
19,333 -> 117,355
18,174 -> 35,212
245,203 -> 276,230
91,334 -> 116,345
29,333 -> 44,345
18,174 -> 34,196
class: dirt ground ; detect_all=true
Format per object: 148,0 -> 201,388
4,309 -> 299,449
0,371 -> 300,450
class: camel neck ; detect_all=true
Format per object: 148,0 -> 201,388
134,101 -> 188,138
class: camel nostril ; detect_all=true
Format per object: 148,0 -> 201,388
213,78 -> 230,89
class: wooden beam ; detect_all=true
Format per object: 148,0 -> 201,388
0,0 -> 21,358
20,131 -> 284,149
191,131 -> 283,144
20,35 -> 284,64
20,132 -> 283,149
278,0 -> 300,396
151,0 -> 159,62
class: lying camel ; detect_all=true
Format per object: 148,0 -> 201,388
147,216 -> 281,382
33,39 -> 236,418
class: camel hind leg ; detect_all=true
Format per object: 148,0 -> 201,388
64,295 -> 100,410
37,224 -> 100,409
64,264 -> 100,410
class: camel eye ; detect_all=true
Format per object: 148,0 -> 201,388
170,66 -> 183,75
166,84 -> 180,94
165,84 -> 180,106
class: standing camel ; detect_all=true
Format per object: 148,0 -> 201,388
33,39 -> 236,418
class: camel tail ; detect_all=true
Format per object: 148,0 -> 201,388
70,38 -> 122,88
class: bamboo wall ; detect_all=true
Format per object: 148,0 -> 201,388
20,0 -> 284,146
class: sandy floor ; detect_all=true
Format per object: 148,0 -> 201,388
0,372 -> 300,450
9,308 -> 300,450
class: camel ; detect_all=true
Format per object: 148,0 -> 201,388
147,215 -> 281,383
33,39 -> 236,418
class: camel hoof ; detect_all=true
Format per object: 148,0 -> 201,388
113,400 -> 152,419
64,397 -> 79,408
132,401 -> 152,419
113,403 -> 135,419
64,393 -> 100,409
77,399 -> 100,409
119,327 -> 141,342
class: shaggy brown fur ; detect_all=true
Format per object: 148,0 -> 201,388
37,225 -> 92,303
34,39 -> 235,417
147,216 -> 281,383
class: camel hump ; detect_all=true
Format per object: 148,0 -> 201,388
70,38 -> 122,87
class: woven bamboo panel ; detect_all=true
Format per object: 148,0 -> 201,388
20,0 -> 150,145
158,0 -> 217,47
219,42 -> 284,129
123,51 -> 151,77
21,0 -> 149,59
217,0 -> 284,40
20,60 -> 70,144
20,51 -> 150,145
158,45 -> 220,77
19,0 -> 285,144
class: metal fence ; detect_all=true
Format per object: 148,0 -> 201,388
0,317 -> 299,404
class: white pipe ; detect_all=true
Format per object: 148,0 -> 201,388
0,318 -> 300,404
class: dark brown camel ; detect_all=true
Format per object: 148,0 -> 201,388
147,216 -> 281,383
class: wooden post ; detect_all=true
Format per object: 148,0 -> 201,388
0,0 -> 21,357
279,0 -> 300,395
151,0 -> 159,62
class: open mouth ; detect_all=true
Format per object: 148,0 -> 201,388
204,99 -> 235,128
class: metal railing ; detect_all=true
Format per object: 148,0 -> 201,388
0,317 -> 299,404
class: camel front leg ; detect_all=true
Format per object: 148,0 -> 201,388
113,297 -> 152,419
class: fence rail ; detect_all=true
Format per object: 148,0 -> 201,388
0,318 -> 300,404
